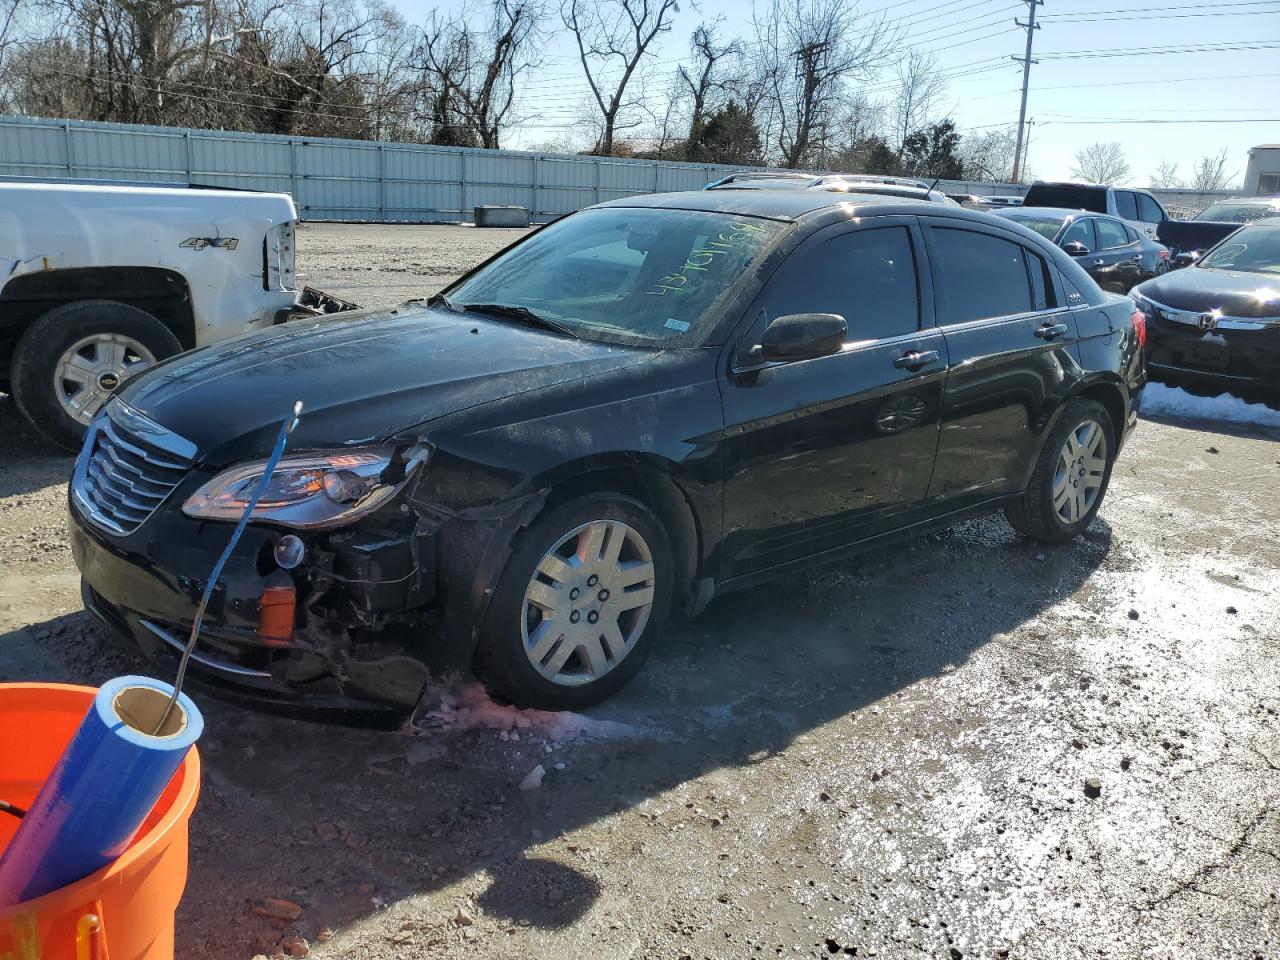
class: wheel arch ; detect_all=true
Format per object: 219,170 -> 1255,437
1016,376 -> 1129,491
533,454 -> 704,615
0,267 -> 196,373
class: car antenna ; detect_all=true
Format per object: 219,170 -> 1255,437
151,400 -> 304,735
928,175 -> 942,194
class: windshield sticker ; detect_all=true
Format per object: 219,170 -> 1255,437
664,318 -> 691,332
646,221 -> 768,296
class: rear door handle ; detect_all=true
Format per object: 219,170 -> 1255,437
1092,258 -> 1105,266
893,349 -> 940,369
1035,322 -> 1069,340
1130,254 -> 1142,262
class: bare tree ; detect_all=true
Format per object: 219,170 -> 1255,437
754,0 -> 897,169
959,125 -> 1019,182
1189,147 -> 1236,193
419,0 -> 545,149
1070,141 -> 1131,186
562,0 -> 680,156
890,48 -> 944,152
678,21 -> 739,144
1148,158 -> 1182,189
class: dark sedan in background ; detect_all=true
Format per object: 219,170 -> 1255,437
996,207 -> 1169,294
1132,221 -> 1280,401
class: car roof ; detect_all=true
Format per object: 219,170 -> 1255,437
1029,180 -> 1109,191
593,189 -> 1018,224
1205,195 -> 1280,206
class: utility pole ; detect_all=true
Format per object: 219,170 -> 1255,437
1010,0 -> 1042,184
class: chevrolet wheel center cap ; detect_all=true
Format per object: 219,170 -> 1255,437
98,372 -> 120,391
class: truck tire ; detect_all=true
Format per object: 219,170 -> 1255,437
9,300 -> 181,450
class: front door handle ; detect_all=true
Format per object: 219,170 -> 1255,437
893,349 -> 940,369
1035,322 -> 1070,341
1092,258 -> 1105,266
1130,254 -> 1142,262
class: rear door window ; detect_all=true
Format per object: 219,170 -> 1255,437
762,226 -> 921,341
1137,193 -> 1165,223
1095,218 -> 1130,250
1114,191 -> 1139,221
1060,218 -> 1096,250
929,227 -> 1035,324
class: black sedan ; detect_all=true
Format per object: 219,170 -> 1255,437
1132,221 -> 1280,400
996,207 -> 1168,294
69,192 -> 1145,724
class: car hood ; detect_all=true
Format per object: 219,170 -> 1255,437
118,303 -> 655,464
1135,267 -> 1280,319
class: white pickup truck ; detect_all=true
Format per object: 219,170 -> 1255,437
0,179 -> 350,447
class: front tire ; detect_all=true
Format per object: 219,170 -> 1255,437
475,492 -> 673,710
9,300 -> 181,449
1005,398 -> 1117,544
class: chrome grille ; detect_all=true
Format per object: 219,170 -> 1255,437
72,399 -> 196,535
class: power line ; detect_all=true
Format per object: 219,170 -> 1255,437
1040,117 -> 1280,125
1046,9 -> 1280,23
1039,40 -> 1280,59
1041,0 -> 1280,15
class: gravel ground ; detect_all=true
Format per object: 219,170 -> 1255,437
2,224 -> 1279,960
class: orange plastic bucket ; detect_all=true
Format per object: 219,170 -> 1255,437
0,683 -> 201,960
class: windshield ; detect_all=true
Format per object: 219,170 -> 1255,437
1000,213 -> 1064,239
1199,226 -> 1280,275
445,207 -> 785,346
1195,201 -> 1280,224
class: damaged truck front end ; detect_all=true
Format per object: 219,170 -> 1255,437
70,398 -> 545,727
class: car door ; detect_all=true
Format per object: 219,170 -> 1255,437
920,219 -> 1082,509
1087,217 -> 1143,293
1136,192 -> 1167,239
718,219 -> 947,580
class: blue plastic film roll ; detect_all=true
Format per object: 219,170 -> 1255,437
0,675 -> 203,906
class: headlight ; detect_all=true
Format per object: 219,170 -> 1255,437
183,447 -> 427,529
1130,292 -> 1154,316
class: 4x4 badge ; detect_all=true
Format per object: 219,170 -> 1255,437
180,237 -> 239,251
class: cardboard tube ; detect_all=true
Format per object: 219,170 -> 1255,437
0,676 -> 203,906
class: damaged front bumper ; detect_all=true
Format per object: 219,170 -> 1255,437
69,490 -> 444,728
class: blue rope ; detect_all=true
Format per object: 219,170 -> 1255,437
152,401 -> 302,732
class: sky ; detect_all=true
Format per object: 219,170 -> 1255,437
393,0 -> 1280,186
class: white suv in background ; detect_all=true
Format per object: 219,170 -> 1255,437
1022,181 -> 1169,239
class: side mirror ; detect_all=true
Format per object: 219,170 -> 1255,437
1063,241 -> 1091,257
758,313 -> 847,362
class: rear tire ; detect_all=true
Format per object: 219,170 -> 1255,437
475,492 -> 672,710
1005,398 -> 1117,544
9,300 -> 181,449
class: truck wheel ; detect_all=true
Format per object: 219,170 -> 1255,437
475,492 -> 673,710
9,300 -> 181,449
1005,398 -> 1117,544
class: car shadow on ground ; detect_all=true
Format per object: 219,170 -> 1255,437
0,493 -> 1115,955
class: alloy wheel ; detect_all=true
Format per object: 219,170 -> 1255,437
521,519 -> 656,686
1053,419 -> 1107,524
53,334 -> 156,425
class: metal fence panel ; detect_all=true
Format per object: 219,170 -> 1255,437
0,115 -> 1235,223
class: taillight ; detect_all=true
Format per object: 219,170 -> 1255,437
1130,309 -> 1147,348
1157,249 -> 1169,261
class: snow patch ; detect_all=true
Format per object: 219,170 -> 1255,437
1140,383 -> 1280,430
411,680 -> 638,741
